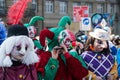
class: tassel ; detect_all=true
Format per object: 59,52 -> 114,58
7,0 -> 32,25
3,55 -> 12,67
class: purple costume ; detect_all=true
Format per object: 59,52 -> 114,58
81,51 -> 114,77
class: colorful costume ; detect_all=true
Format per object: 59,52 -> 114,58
36,16 -> 88,80
81,51 -> 114,77
81,29 -> 115,79
0,25 -> 39,80
91,13 -> 117,56
24,16 -> 44,49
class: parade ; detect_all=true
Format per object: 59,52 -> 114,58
0,0 -> 119,80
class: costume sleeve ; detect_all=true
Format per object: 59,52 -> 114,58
33,39 -> 42,49
35,51 -> 59,80
44,58 -> 59,80
64,52 -> 88,80
117,48 -> 120,77
69,51 -> 88,69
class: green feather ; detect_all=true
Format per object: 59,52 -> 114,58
24,23 -> 29,27
58,16 -> 71,28
29,16 -> 44,26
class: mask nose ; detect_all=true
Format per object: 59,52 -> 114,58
101,43 -> 107,48
19,48 -> 26,55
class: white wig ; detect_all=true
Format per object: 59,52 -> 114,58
0,36 -> 39,67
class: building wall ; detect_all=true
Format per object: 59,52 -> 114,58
3,0 -> 120,35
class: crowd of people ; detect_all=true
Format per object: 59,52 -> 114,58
0,0 -> 120,80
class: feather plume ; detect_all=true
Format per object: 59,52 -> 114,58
29,16 -> 44,26
58,16 -> 71,28
7,0 -> 32,25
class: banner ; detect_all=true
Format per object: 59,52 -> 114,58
73,6 -> 89,22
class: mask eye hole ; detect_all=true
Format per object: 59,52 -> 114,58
62,32 -> 67,38
28,27 -> 32,31
97,39 -> 103,44
25,45 -> 28,50
16,45 -> 21,51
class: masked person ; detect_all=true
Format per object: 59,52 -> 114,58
0,24 -> 39,80
24,16 -> 44,50
81,29 -> 115,80
35,16 -> 88,80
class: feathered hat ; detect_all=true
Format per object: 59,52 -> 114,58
7,0 -> 32,25
6,0 -> 31,37
0,23 -> 6,45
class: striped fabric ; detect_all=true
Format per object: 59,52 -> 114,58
81,51 -> 115,77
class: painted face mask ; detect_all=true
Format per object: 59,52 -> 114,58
27,26 -> 36,38
11,40 -> 28,61
0,35 -> 39,67
58,30 -> 75,49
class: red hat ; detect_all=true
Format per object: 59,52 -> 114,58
39,28 -> 54,47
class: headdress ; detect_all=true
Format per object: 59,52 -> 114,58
39,16 -> 71,51
7,0 -> 31,25
24,16 -> 44,27
48,16 -> 71,51
89,29 -> 110,40
7,24 -> 28,37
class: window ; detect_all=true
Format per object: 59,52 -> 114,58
96,4 -> 104,13
0,0 -> 5,8
110,4 -> 114,14
32,0 -> 37,12
59,1 -> 68,14
73,2 -> 81,7
45,0 -> 54,13
85,3 -> 93,13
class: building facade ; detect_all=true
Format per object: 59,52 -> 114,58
0,0 -> 120,35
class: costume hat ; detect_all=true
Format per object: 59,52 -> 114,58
91,13 -> 104,28
24,16 -> 44,27
39,28 -> 54,47
7,24 -> 28,37
89,28 -> 110,40
48,16 -> 71,51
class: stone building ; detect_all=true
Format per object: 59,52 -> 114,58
0,0 -> 120,35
